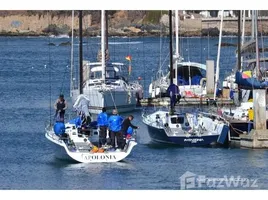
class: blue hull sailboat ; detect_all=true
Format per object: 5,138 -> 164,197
143,110 -> 229,147
142,10 -> 230,147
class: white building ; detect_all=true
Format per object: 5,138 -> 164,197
200,11 -> 211,18
218,10 -> 231,18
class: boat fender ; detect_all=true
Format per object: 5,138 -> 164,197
90,146 -> 99,153
54,122 -> 65,135
200,78 -> 206,87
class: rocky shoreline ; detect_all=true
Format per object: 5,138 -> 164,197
0,26 -> 256,37
1,11 -> 268,37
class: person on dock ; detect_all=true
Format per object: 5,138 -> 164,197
54,94 -> 67,122
97,107 -> 108,147
108,109 -> 123,150
248,107 -> 254,121
247,107 -> 254,133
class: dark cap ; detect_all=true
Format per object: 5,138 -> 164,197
59,94 -> 64,98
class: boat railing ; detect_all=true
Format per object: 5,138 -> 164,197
198,111 -> 229,125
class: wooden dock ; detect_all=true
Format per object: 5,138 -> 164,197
139,96 -> 234,107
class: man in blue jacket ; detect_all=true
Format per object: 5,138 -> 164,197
108,109 -> 123,150
97,107 -> 108,147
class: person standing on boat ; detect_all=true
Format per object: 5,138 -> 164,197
108,109 -> 123,150
167,83 -> 181,114
54,94 -> 68,122
119,115 -> 139,150
97,107 -> 108,147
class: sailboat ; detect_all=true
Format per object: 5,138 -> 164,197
221,10 -> 268,122
70,10 -> 143,114
149,10 -> 207,99
45,94 -> 137,163
45,11 -> 137,163
142,11 -> 230,147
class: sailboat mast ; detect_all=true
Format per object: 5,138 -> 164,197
169,10 -> 173,85
101,10 -> 106,82
251,10 -> 255,40
105,11 -> 109,51
254,10 -> 260,80
70,10 -> 74,97
237,10 -> 241,71
174,10 -> 179,86
214,10 -> 224,100
241,10 -> 246,46
79,10 -> 83,94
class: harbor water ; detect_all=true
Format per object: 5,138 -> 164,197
0,36 -> 268,189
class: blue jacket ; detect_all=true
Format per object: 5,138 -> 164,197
97,112 -> 108,127
108,115 -> 123,132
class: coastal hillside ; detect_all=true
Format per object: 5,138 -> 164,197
1,10 -> 268,36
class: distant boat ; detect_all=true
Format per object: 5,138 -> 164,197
220,11 -> 268,123
222,11 -> 268,92
70,10 -> 143,114
149,10 -> 206,99
49,34 -> 70,38
149,62 -> 207,98
142,11 -> 229,147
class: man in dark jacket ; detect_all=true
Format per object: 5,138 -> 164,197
119,115 -> 139,150
167,83 -> 181,114
97,107 -> 108,147
54,94 -> 68,122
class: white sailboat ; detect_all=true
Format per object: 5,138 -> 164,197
149,10 -> 207,99
70,10 -> 143,114
45,94 -> 137,163
220,10 -> 268,122
143,11 -> 229,147
45,11 -> 138,163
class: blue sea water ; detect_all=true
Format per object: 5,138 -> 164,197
0,36 -> 268,190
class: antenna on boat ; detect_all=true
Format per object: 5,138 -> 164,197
79,10 -> 83,94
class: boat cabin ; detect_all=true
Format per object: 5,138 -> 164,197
82,61 -> 130,86
167,62 -> 206,86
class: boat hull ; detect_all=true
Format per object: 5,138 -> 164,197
146,123 -> 220,147
45,129 -> 137,163
71,89 -> 136,114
